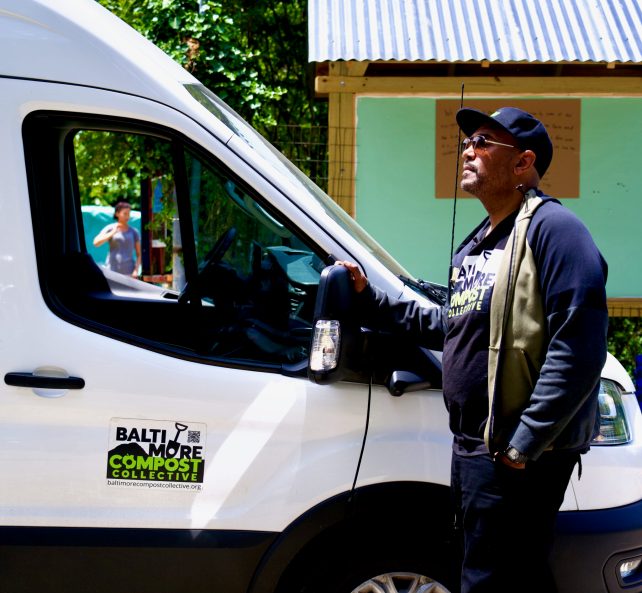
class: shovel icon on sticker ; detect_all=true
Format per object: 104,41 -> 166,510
165,422 -> 188,457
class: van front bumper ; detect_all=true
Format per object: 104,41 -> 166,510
553,498 -> 642,593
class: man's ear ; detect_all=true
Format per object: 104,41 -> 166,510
514,149 -> 537,175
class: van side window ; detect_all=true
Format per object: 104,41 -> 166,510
24,113 -> 323,370
73,130 -> 177,290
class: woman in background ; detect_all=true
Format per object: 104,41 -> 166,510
93,201 -> 141,276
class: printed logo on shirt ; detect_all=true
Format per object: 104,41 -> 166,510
448,249 -> 503,318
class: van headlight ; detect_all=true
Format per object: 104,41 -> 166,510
592,379 -> 632,445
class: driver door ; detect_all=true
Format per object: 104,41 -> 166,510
1,86 -> 366,540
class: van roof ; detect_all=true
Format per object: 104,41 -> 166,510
0,0 -> 198,102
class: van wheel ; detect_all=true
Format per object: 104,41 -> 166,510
286,564 -> 454,593
278,533 -> 457,593
349,571 -> 451,593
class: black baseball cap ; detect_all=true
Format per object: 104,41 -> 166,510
456,106 -> 553,178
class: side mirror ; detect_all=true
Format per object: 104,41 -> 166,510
308,265 -> 360,384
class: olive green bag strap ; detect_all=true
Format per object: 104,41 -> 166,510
485,192 -> 544,450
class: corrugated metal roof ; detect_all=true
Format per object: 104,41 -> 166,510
308,0 -> 642,64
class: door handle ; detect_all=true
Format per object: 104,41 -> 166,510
4,372 -> 85,390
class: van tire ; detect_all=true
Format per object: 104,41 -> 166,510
276,521 -> 458,593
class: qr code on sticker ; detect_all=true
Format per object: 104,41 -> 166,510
187,430 -> 201,444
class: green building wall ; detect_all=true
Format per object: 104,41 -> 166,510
355,96 -> 641,298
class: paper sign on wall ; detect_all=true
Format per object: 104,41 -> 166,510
435,99 -> 581,199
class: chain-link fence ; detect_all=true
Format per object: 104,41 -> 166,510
266,123 -> 330,192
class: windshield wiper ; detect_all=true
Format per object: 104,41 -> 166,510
399,275 -> 448,306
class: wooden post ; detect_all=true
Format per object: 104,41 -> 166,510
327,62 -> 359,216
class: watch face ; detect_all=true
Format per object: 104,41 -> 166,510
506,447 -> 523,463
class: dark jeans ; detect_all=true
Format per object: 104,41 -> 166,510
451,451 -> 579,593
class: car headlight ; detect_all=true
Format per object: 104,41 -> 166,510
592,379 -> 632,445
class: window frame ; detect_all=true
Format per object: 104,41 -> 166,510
23,110 -> 328,375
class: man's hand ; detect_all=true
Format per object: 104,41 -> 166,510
335,261 -> 367,293
495,448 -> 527,470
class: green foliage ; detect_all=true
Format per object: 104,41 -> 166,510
224,0 -> 328,180
608,317 -> 642,379
220,0 -> 322,130
74,131 -> 173,207
97,0 -> 318,131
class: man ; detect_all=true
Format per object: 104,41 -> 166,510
340,107 -> 608,593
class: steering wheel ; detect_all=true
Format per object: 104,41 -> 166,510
178,227 -> 237,304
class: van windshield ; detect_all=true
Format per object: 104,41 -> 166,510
185,83 -> 414,279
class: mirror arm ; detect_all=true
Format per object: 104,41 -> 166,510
387,370 -> 433,397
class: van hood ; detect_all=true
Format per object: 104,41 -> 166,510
602,352 -> 635,393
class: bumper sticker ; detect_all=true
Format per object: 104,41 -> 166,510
107,418 -> 206,490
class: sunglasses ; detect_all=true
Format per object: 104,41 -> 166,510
461,135 -> 517,154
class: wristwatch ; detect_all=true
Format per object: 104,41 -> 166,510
503,446 -> 528,465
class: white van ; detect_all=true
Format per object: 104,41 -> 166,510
1,1 -> 640,592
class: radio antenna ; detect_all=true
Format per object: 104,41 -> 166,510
447,83 -> 465,301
